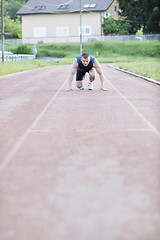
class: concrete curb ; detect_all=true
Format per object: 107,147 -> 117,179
109,65 -> 160,86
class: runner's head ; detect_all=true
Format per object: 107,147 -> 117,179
81,53 -> 90,66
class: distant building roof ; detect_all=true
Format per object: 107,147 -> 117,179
17,0 -> 115,15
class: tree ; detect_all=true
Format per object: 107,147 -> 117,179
0,0 -> 26,38
102,15 -> 132,35
4,0 -> 27,21
118,0 -> 160,34
4,16 -> 22,38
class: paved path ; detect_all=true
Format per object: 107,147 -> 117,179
0,64 -> 160,240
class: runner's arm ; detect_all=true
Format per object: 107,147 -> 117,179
93,59 -> 107,91
67,59 -> 78,90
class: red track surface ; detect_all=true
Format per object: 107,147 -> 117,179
0,64 -> 160,240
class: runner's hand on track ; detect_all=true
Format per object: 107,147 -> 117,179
99,87 -> 108,91
66,88 -> 74,91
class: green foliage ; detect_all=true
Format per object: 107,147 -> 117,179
12,45 -> 32,54
0,60 -> 58,76
82,41 -> 160,58
136,27 -> 143,35
4,16 -> 22,38
36,44 -> 80,58
118,0 -> 160,34
102,15 -> 132,35
115,59 -> 160,81
0,0 -> 24,39
7,41 -> 160,59
3,0 -> 26,21
37,50 -> 65,58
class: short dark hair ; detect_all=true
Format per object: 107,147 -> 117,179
82,53 -> 89,59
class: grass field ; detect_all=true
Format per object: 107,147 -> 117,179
0,60 -> 58,77
114,58 -> 160,81
9,41 -> 160,58
0,41 -> 160,81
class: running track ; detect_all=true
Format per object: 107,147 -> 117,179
0,64 -> 160,240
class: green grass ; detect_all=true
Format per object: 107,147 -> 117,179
82,41 -> 160,58
0,60 -> 58,76
8,41 -> 160,58
1,40 -> 160,81
114,58 -> 160,81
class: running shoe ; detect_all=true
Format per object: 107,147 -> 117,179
88,81 -> 93,90
79,86 -> 84,90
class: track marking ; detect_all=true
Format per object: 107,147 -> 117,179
136,107 -> 150,110
127,128 -> 153,132
107,80 -> 160,139
0,80 -> 67,174
27,129 -> 51,133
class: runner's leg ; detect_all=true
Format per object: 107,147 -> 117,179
76,80 -> 84,89
89,68 -> 96,82
76,70 -> 86,89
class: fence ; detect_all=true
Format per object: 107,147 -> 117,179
3,34 -> 160,45
0,54 -> 35,62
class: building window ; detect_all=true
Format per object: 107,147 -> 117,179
33,6 -> 46,11
83,4 -> 90,8
79,26 -> 91,36
58,4 -> 70,9
56,27 -> 69,36
90,3 -> 96,8
33,27 -> 46,37
83,3 -> 96,8
113,4 -> 119,13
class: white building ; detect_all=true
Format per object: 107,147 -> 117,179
17,0 -> 119,43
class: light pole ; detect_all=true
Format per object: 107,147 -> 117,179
1,0 -> 4,63
80,0 -> 82,55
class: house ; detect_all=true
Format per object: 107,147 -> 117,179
17,0 -> 119,44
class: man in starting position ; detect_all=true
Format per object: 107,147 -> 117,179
68,53 -> 107,91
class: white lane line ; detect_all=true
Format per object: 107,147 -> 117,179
127,128 -> 152,131
27,129 -> 51,133
107,80 -> 160,139
0,79 -> 67,174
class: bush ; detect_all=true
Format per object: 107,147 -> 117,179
36,43 -> 80,57
36,50 -> 65,58
12,45 -> 32,54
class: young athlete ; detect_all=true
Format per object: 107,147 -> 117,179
67,53 -> 107,91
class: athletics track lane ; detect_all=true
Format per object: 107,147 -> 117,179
0,64 -> 160,240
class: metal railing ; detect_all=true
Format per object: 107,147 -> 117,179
3,34 -> 160,45
0,54 -> 35,62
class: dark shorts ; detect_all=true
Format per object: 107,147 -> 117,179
76,70 -> 89,81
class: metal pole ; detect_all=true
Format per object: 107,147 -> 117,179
100,13 -> 102,42
1,0 -> 4,63
80,0 -> 82,55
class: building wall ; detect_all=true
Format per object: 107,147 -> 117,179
22,12 -> 102,38
107,0 -> 119,20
